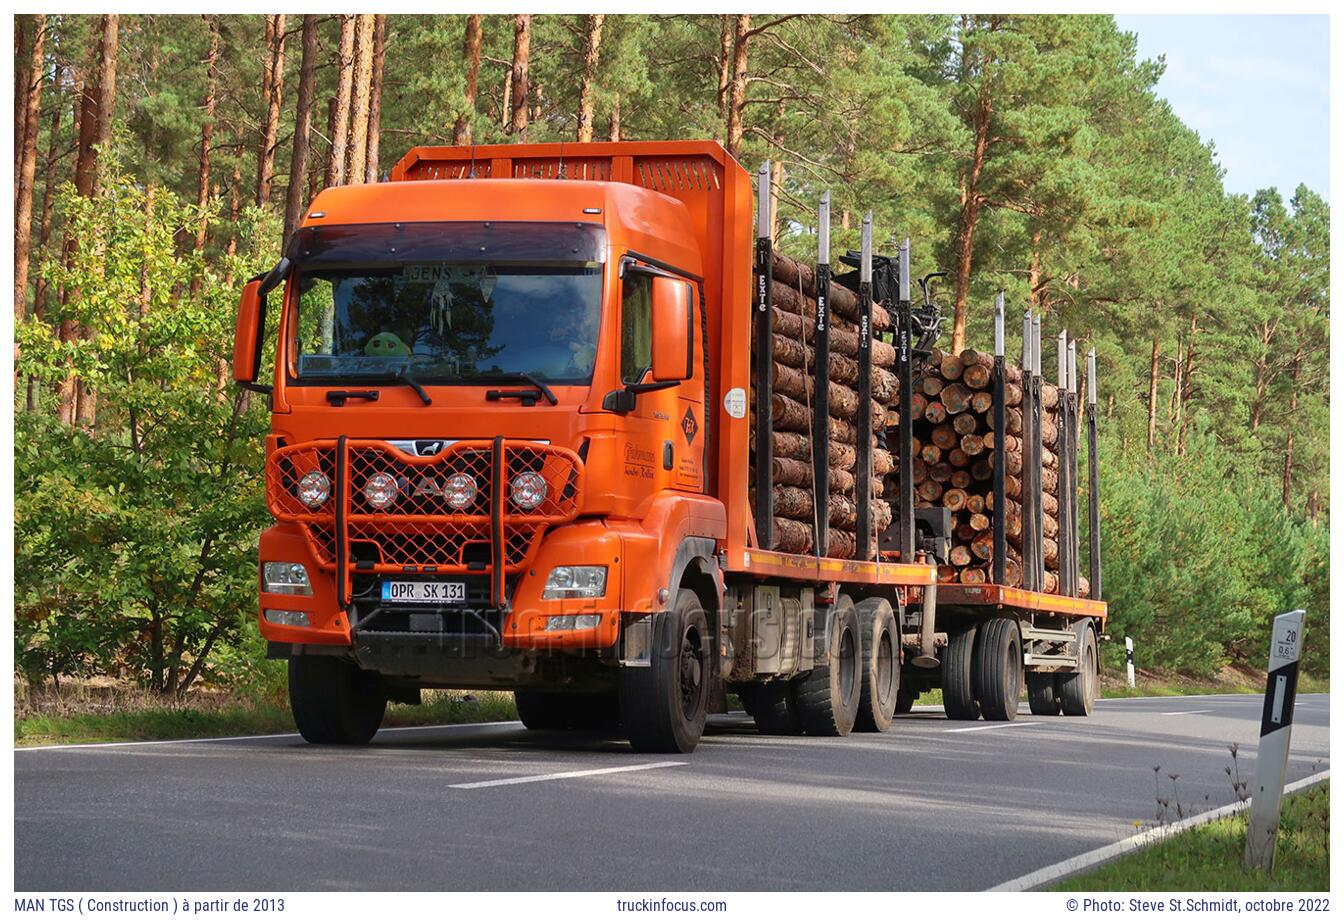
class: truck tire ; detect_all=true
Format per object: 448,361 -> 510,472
895,688 -> 915,714
740,682 -> 803,735
1059,622 -> 1098,716
1026,672 -> 1062,715
973,617 -> 1022,721
794,595 -> 862,736
853,598 -> 900,733
289,656 -> 387,745
941,621 -> 980,721
619,589 -> 710,753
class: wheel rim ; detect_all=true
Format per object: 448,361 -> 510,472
679,625 -> 706,721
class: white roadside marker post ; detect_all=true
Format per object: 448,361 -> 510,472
1125,636 -> 1135,689
1243,609 -> 1306,870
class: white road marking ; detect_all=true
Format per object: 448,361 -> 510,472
990,770 -> 1330,891
1161,709 -> 1214,716
449,761 -> 686,789
944,721 -> 1041,734
15,720 -> 524,753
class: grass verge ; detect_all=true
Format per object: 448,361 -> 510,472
1100,664 -> 1328,699
15,689 -> 518,747
1052,781 -> 1329,891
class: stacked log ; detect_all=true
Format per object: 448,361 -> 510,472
888,346 -> 1086,596
750,251 -> 898,558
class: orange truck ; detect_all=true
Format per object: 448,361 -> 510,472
234,140 -> 1106,753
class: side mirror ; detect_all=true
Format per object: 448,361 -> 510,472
232,279 -> 263,384
650,275 -> 693,382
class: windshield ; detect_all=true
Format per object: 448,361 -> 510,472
288,221 -> 606,385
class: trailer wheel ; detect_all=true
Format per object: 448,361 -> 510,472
895,688 -> 915,714
289,656 -> 387,745
853,598 -> 900,733
941,622 -> 980,721
794,595 -> 862,736
973,617 -> 1022,721
1059,623 -> 1098,716
1026,673 -> 1062,715
740,682 -> 803,735
619,590 -> 710,753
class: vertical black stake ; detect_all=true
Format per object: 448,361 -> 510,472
1020,312 -> 1036,591
1032,315 -> 1044,590
897,239 -> 914,562
992,292 -> 1006,585
1087,348 -> 1102,600
855,212 -> 874,562
1057,330 -> 1072,596
753,161 -> 774,550
1068,340 -> 1081,597
812,191 -> 832,557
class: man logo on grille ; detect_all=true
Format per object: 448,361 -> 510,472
415,440 -> 444,457
681,407 -> 699,445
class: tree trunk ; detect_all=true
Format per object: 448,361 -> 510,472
14,17 -> 32,190
608,93 -> 621,141
324,15 -> 356,187
509,15 -> 531,139
1027,226 -> 1043,310
14,14 -> 45,323
192,16 -> 220,254
717,16 -> 734,120
345,15 -> 375,184
364,15 -> 386,183
452,15 -> 482,145
31,68 -> 64,328
63,14 -> 119,428
1282,352 -> 1300,509
725,15 -> 750,157
283,15 -> 319,247
950,81 -> 990,354
1146,336 -> 1160,450
574,14 -> 605,143
256,14 -> 286,207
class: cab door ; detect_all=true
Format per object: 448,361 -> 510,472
618,263 -> 706,494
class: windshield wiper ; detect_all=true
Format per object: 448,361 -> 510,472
482,372 -> 559,407
386,368 -> 432,406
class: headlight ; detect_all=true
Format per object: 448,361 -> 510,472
261,561 -> 312,595
297,471 -> 330,509
364,471 -> 400,509
511,471 -> 547,510
444,472 -> 478,510
542,565 -> 607,599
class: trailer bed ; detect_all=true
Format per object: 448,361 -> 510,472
730,548 -> 936,587
937,583 -> 1106,623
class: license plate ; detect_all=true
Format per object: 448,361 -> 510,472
381,580 -> 467,605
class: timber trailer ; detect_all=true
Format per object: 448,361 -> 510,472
234,140 -> 1106,753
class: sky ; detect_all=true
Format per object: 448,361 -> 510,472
1114,14 -> 1330,201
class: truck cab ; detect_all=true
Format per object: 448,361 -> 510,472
239,143 -> 750,752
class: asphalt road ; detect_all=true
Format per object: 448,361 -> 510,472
14,692 -> 1329,891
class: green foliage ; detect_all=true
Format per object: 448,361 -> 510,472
1099,424 -> 1328,675
15,172 -> 277,695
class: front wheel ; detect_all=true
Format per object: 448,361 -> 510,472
289,656 -> 387,745
620,590 -> 710,753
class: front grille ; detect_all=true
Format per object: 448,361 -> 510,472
267,439 -> 583,592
